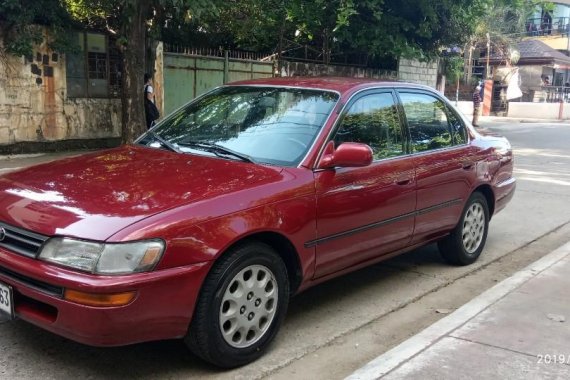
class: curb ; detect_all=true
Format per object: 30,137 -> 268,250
481,116 -> 568,124
0,153 -> 46,161
346,240 -> 570,380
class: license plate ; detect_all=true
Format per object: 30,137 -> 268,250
0,281 -> 14,319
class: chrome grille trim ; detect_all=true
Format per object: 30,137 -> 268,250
0,221 -> 48,258
0,265 -> 64,297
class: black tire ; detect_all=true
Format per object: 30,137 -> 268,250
438,192 -> 490,266
185,242 -> 289,368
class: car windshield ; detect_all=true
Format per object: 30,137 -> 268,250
138,86 -> 339,166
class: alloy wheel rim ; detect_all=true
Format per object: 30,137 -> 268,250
219,264 -> 278,348
462,202 -> 485,254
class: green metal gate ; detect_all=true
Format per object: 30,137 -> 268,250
162,51 -> 274,115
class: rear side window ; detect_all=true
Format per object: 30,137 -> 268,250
399,92 -> 452,153
334,93 -> 404,160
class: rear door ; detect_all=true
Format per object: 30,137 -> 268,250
396,90 -> 475,244
312,90 -> 416,278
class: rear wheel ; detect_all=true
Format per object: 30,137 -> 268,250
185,242 -> 289,368
438,192 -> 489,266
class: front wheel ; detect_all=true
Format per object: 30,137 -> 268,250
438,192 -> 489,266
185,242 -> 289,368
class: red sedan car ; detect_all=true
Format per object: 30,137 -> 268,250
0,77 -> 515,367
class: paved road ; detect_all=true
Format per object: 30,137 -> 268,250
0,121 -> 569,379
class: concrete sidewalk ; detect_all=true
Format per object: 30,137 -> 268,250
481,116 -> 569,124
0,151 -> 84,174
348,241 -> 570,380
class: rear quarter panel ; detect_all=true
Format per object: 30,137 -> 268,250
473,134 -> 516,214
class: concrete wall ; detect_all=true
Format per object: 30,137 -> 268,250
451,100 -> 569,120
398,58 -> 439,88
279,61 -> 398,80
0,32 -> 121,146
508,102 -> 570,119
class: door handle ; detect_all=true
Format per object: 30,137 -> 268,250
395,176 -> 412,186
461,162 -> 474,170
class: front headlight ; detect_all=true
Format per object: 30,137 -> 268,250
39,238 -> 165,275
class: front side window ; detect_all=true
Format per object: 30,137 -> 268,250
333,93 -> 404,160
399,92 -> 452,152
142,86 -> 339,166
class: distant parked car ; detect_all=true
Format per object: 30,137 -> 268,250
0,77 -> 515,368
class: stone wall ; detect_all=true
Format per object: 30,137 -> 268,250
0,32 -> 121,147
398,58 -> 439,87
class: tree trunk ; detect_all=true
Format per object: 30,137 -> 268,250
277,3 -> 286,77
121,0 -> 151,144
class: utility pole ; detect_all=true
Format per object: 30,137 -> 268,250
486,33 -> 491,79
467,45 -> 474,84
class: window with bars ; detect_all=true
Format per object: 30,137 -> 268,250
66,32 -> 122,98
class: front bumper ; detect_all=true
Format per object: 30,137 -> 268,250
0,248 -> 211,346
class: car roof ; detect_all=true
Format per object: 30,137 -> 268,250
227,77 -> 434,96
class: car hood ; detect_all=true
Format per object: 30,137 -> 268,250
0,145 -> 284,240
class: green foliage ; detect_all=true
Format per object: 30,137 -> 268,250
470,0 -> 546,62
445,56 -> 464,83
216,0 -> 511,61
2,0 -> 547,63
60,0 -> 219,46
156,0 -> 500,63
0,0 -> 78,56
2,0 -> 540,64
335,0 -> 494,59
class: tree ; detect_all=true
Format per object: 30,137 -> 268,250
166,0 -> 288,51
161,0 -> 496,67
0,0 -> 77,59
444,55 -> 465,104
1,0 -> 542,144
62,0 -> 217,143
464,0 -> 548,79
330,0 -> 492,59
1,0 -> 218,144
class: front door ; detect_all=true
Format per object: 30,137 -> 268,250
313,91 -> 416,278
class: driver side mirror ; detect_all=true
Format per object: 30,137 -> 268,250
317,141 -> 373,169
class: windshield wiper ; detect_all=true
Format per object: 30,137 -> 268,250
146,131 -> 180,153
177,141 -> 255,163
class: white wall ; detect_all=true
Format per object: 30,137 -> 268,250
448,100 -> 569,120
451,101 -> 475,117
508,102 -> 569,119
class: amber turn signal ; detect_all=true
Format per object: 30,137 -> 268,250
64,289 -> 137,307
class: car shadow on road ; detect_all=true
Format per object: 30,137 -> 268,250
4,322 -> 219,378
2,245 -> 447,379
285,244 -> 446,319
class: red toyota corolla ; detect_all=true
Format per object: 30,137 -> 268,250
0,77 -> 515,367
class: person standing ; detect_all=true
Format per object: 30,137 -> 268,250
472,85 -> 482,128
144,73 -> 160,129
